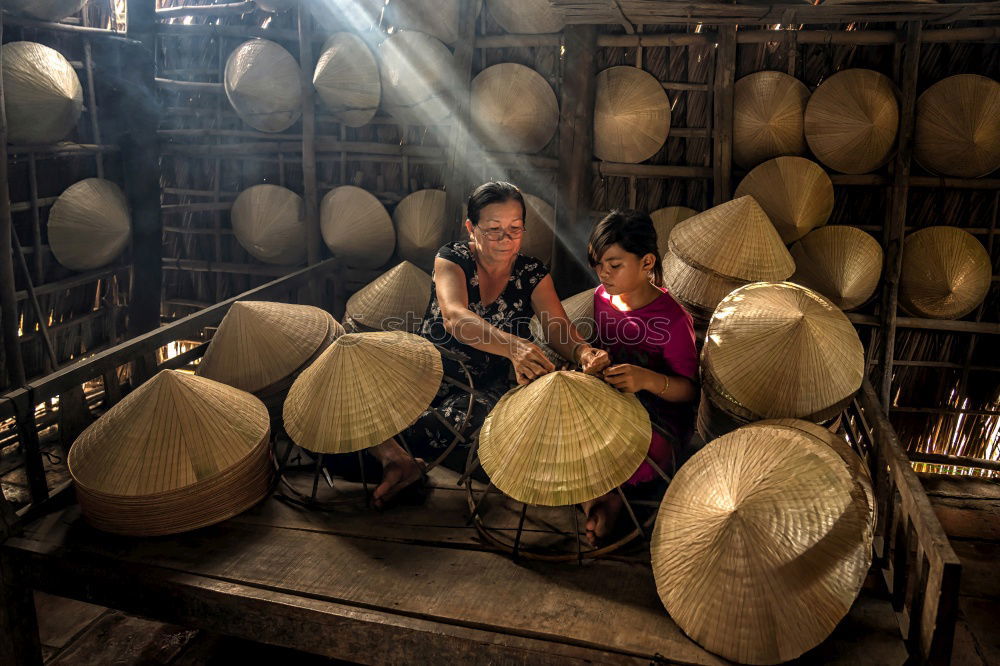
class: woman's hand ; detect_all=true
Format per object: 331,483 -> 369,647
509,337 -> 556,385
577,346 -> 610,376
602,364 -> 652,394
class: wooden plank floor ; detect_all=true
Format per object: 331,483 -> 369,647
9,467 -> 909,665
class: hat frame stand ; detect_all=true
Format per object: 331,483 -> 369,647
271,343 -> 480,511
459,422 -> 675,563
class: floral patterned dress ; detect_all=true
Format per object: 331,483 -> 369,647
404,241 -> 550,457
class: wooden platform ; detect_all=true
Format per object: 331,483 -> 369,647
4,467 -> 909,665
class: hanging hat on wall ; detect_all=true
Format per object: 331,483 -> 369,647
393,189 -> 448,271
471,63 -> 559,154
479,371 -> 651,506
47,178 -> 131,272
669,196 -> 795,282
914,74 -> 1000,179
662,249 -> 745,320
899,226 -> 991,319
197,301 -> 343,395
313,32 -> 381,128
733,70 -> 810,169
703,282 -> 865,420
384,0 -> 481,46
320,185 -> 395,269
2,41 -> 83,144
231,184 -> 306,266
225,39 -> 302,133
594,66 -> 671,164
283,332 -> 443,454
790,225 -> 883,311
344,261 -> 432,333
734,156 -> 834,243
651,206 -> 698,258
521,193 -> 556,265
68,370 -> 272,537
487,0 -> 564,34
652,422 -> 871,665
378,31 -> 459,125
529,288 -> 596,345
3,0 -> 86,21
804,68 -> 899,174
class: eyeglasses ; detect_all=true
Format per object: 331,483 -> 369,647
476,226 -> 525,241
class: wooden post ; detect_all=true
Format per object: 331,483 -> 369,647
879,21 -> 922,410
298,8 -> 322,305
554,25 -> 598,294
443,0 -> 478,241
712,26 -> 736,205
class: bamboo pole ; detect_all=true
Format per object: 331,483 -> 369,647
443,0 -> 478,242
299,8 -> 321,274
712,26 -> 736,205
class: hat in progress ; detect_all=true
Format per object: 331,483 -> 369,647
914,74 -> 1000,179
734,156 -> 834,243
471,63 -> 558,154
2,41 -> 83,144
790,225 -> 883,311
899,226 -> 991,319
231,184 -> 306,265
225,39 -> 302,133
47,178 -> 131,272
313,32 -> 380,128
344,261 -> 432,333
733,71 -> 810,169
652,422 -> 871,664
594,66 -> 671,164
283,332 -> 443,454
478,371 -> 651,506
321,185 -> 396,269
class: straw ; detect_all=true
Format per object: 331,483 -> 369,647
224,39 -> 302,133
344,261 -> 432,333
231,184 -> 306,266
313,32 -> 380,128
733,71 -> 810,169
594,66 -> 671,164
662,249 -> 745,321
47,178 -> 131,272
2,41 -> 82,144
393,189 -> 448,271
320,185 -> 395,269
790,225 -> 883,311
914,74 -> 1000,179
734,156 -> 834,243
899,226 -> 992,319
651,206 -> 698,258
471,63 -> 559,154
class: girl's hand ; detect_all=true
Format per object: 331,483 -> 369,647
509,337 -> 556,385
577,346 -> 610,375
602,364 -> 650,394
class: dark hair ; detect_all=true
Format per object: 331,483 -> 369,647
466,181 -> 526,226
588,209 -> 663,287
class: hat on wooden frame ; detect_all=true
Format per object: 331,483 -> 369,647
734,156 -> 834,244
790,225 -> 883,311
914,74 -> 1000,179
733,70 -> 810,169
899,226 -> 991,320
594,66 -> 671,164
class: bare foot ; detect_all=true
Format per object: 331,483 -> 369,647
580,491 -> 624,547
373,455 -> 425,509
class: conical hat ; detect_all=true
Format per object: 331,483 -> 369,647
651,206 -> 698,257
594,66 -> 670,164
197,301 -> 340,393
47,178 -> 131,272
521,193 -> 556,265
344,261 -> 432,332
479,371 -> 650,506
487,0 -> 564,34
734,156 -> 834,243
2,41 -> 83,145
378,31 -> 458,125
283,332 -> 443,454
225,39 -> 302,133
662,249 -> 745,320
384,0 -> 482,46
393,189 -> 448,271
529,288 -> 596,345
5,0 -> 86,21
320,185 -> 395,269
804,69 -> 899,174
899,226 -> 991,319
652,423 -> 871,665
471,63 -> 558,154
733,71 -> 810,169
703,282 -> 864,419
313,32 -> 380,128
231,184 -> 306,265
68,370 -> 269,496
915,74 -> 1000,179
669,196 -> 794,281
790,225 -> 883,311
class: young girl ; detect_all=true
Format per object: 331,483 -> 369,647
583,209 -> 699,545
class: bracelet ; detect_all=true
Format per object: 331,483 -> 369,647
657,374 -> 670,397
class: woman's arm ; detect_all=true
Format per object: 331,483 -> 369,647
530,276 -> 609,374
434,256 -> 554,384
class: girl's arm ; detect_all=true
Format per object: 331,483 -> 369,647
602,365 -> 696,401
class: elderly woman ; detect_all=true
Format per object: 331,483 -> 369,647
368,181 -> 609,506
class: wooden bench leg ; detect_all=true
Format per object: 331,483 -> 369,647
0,553 -> 43,666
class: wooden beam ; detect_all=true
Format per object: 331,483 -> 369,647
712,26 -> 736,205
848,313 -> 1000,335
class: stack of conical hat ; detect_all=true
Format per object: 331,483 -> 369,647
652,421 -> 872,664
915,74 -> 1000,179
313,32 -> 380,128
320,186 -> 395,269
899,226 -> 991,319
231,184 -> 306,265
791,225 -> 884,311
344,261 -> 432,333
224,39 -> 302,133
487,0 -> 564,34
393,189 -> 448,271
378,31 -> 459,125
471,63 -> 558,154
664,196 -> 794,319
197,301 -> 343,396
521,193 -> 556,265
4,0 -> 86,22
594,66 -> 671,164
2,41 -> 83,144
67,370 -> 272,537
804,68 -> 899,174
479,371 -> 650,506
651,206 -> 697,257
283,332 -> 443,454
733,71 -> 810,169
47,178 -> 131,271
529,288 -> 596,346
702,282 -> 864,422
734,156 -> 834,243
